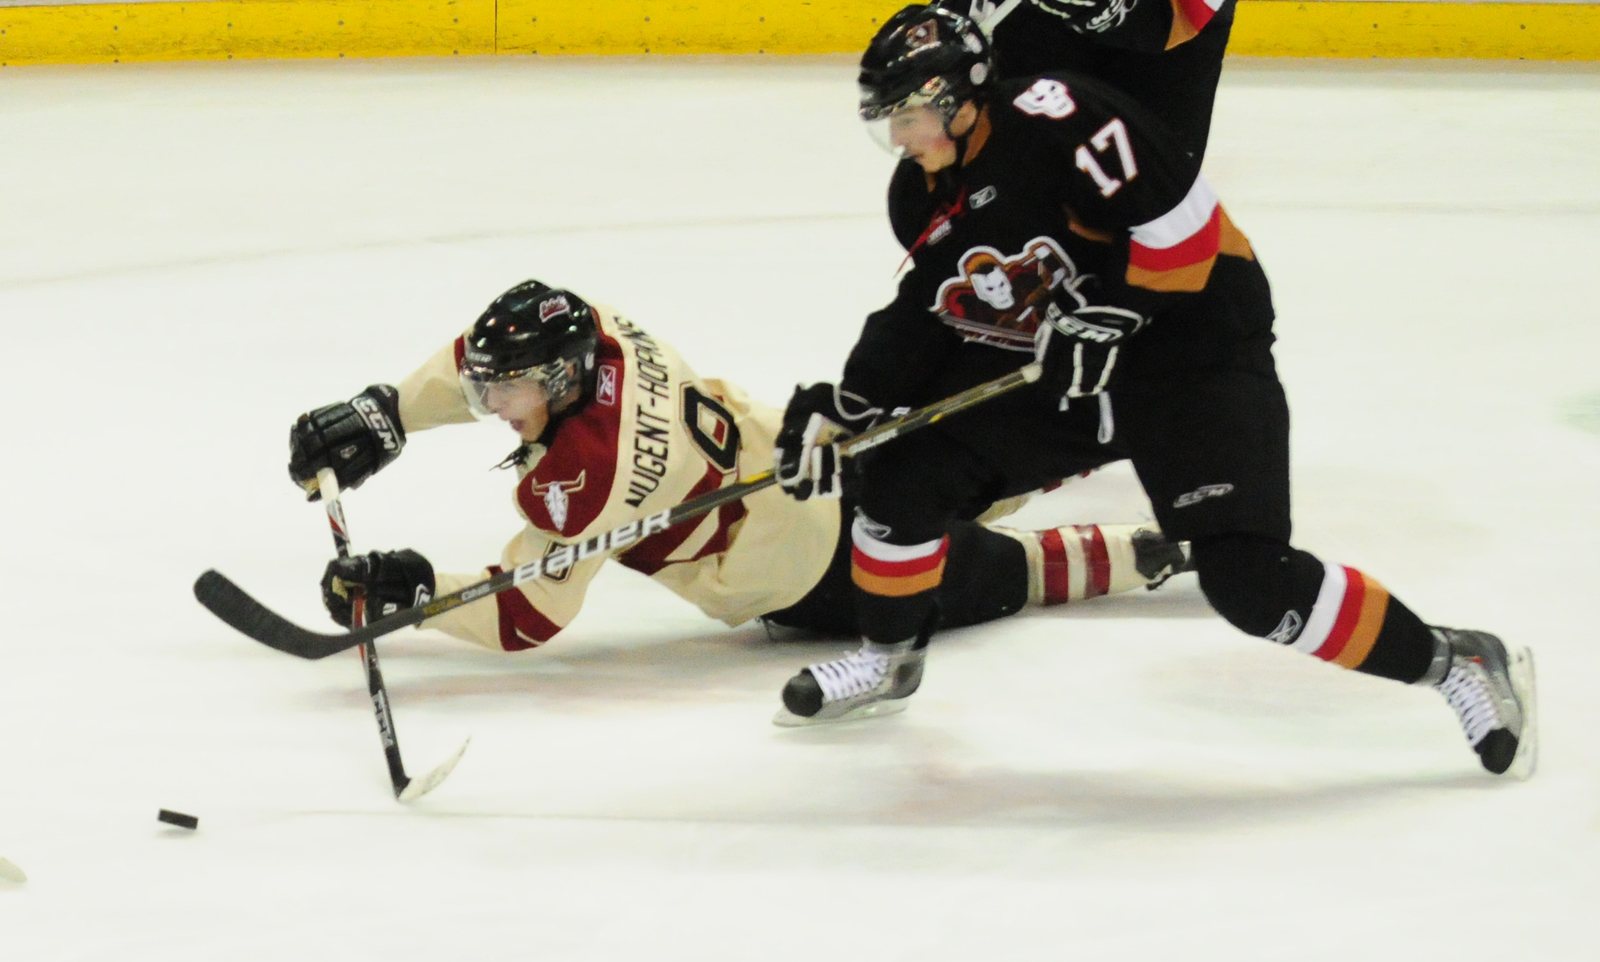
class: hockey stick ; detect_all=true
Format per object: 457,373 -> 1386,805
195,362 -> 1043,661
975,0 -> 1027,35
319,469 -> 469,802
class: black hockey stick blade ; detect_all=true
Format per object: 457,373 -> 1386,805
193,569 -> 393,659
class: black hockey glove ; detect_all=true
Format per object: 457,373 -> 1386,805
320,549 -> 435,628
1027,0 -> 1117,32
288,385 -> 407,501
774,383 -> 880,501
1033,299 -> 1147,405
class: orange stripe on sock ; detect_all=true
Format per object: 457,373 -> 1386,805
850,537 -> 948,598
1332,573 -> 1391,669
852,562 -> 946,598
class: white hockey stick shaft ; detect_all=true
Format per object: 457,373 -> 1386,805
976,0 -> 1027,34
317,468 -> 469,802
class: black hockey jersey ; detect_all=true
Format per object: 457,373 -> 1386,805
939,0 -> 1236,159
841,72 -> 1258,411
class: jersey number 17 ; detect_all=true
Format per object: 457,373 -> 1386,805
1013,78 -> 1141,198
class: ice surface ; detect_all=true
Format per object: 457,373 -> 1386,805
1,55 -> 1597,961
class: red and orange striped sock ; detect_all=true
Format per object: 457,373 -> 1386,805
1282,562 -> 1434,683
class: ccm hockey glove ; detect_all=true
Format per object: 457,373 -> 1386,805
1033,299 -> 1147,405
1027,0 -> 1115,30
774,382 -> 880,501
288,385 -> 407,500
321,549 -> 435,627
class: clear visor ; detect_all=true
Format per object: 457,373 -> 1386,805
460,364 -> 557,420
863,103 -> 950,159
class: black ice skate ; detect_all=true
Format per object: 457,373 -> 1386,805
1422,627 -> 1537,778
1131,525 -> 1193,590
774,637 -> 927,727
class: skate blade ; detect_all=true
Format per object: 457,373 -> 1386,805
1506,646 -> 1538,781
771,698 -> 911,728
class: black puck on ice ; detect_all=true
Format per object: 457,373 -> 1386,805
157,809 -> 199,830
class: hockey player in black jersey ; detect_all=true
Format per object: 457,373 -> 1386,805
771,5 -> 1536,778
938,0 -> 1235,160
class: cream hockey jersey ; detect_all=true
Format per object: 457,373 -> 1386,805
392,305 -> 841,652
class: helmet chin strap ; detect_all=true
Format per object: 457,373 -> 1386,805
951,129 -> 973,168
543,355 -> 594,419
943,99 -> 980,167
547,383 -> 584,417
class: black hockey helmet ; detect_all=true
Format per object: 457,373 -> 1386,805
858,4 -> 993,125
460,280 -> 599,419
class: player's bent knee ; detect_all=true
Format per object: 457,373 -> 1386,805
1190,533 -> 1323,638
855,440 -> 972,542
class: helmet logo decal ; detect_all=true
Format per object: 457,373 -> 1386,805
905,19 -> 939,49
930,236 -> 1082,351
538,295 -> 572,322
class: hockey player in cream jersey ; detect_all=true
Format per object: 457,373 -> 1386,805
286,280 -> 1191,654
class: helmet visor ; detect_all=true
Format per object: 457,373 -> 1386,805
460,363 -> 560,420
864,102 -> 950,159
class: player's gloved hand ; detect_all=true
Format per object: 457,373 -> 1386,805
288,385 -> 407,501
1028,0 -> 1115,31
774,383 -> 879,501
320,549 -> 435,627
1033,298 -> 1147,406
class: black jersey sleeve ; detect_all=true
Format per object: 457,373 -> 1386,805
998,73 -> 1252,316
835,164 -> 965,407
886,161 -> 936,251
969,0 -> 1234,55
841,272 -> 960,409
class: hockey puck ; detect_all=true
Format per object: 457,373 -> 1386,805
157,809 -> 199,830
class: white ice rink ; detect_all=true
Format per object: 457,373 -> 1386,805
2,53 -> 1598,960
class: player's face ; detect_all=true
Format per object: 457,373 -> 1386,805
868,104 -> 957,171
481,379 -> 551,442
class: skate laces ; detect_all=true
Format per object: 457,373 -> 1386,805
808,647 -> 892,703
1435,658 -> 1503,747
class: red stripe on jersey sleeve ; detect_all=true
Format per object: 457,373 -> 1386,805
1175,0 -> 1220,34
487,565 -> 564,651
1129,204 -> 1221,272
